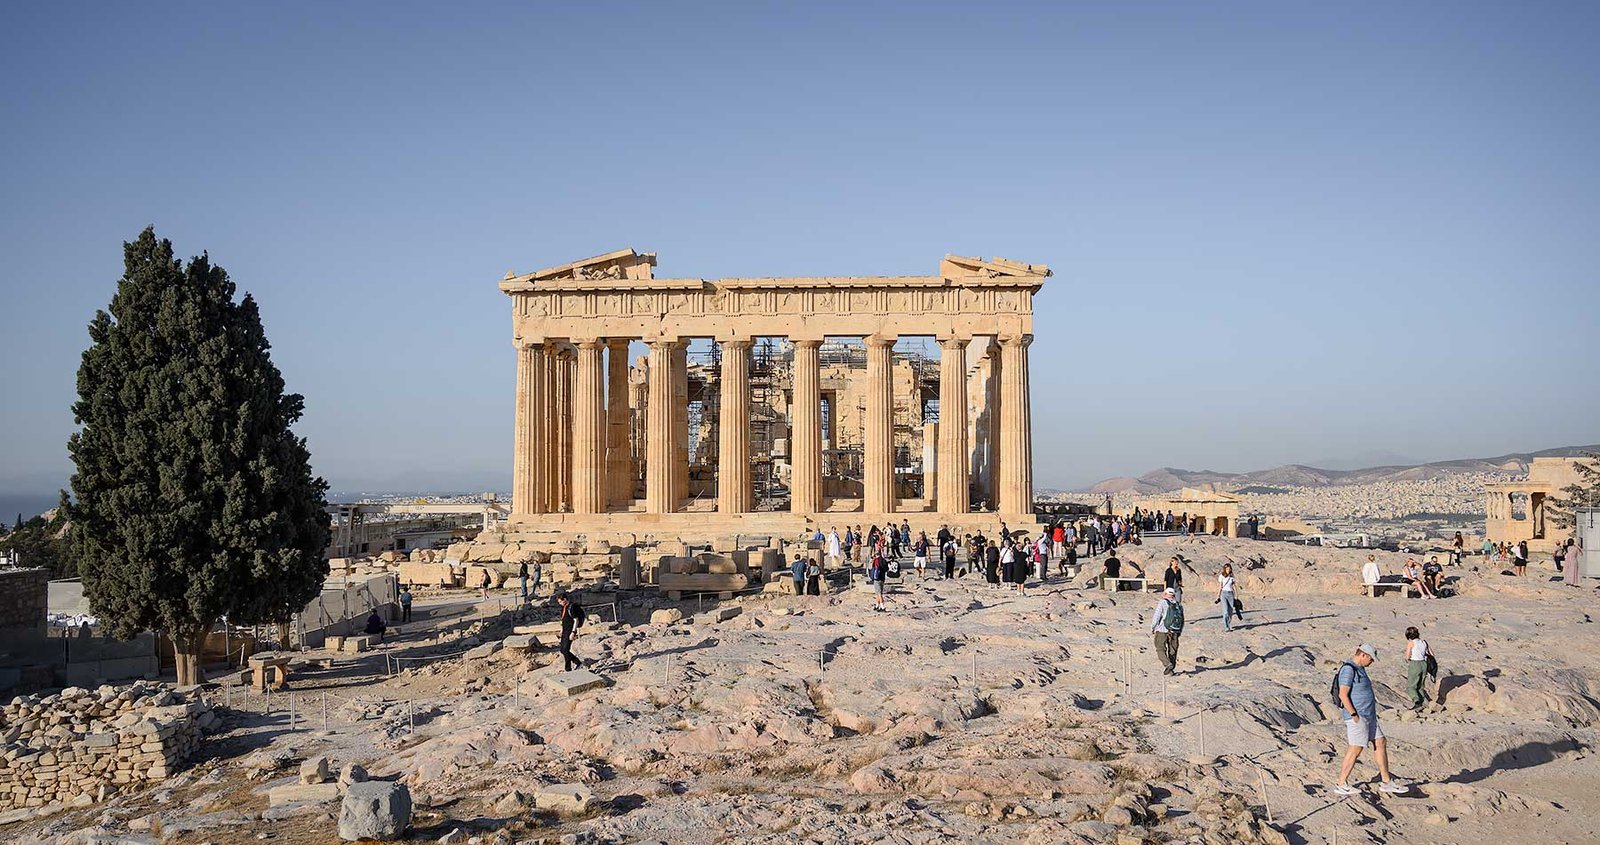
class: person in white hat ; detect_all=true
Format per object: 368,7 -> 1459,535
1150,586 -> 1185,675
1332,642 -> 1409,796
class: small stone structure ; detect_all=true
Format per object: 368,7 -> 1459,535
0,568 -> 48,633
1137,487 -> 1242,537
1485,457 -> 1586,554
0,682 -> 216,813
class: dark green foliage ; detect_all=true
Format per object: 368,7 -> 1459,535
66,228 -> 330,679
1548,452 -> 1600,529
0,508 -> 73,578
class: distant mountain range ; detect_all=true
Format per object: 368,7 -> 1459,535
1081,444 -> 1600,495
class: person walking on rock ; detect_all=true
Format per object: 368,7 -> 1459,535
807,555 -> 822,595
1332,643 -> 1409,796
1217,563 -> 1238,632
530,557 -> 543,599
1564,539 -> 1583,587
556,592 -> 587,672
868,548 -> 888,611
913,531 -> 930,578
399,585 -> 413,624
942,536 -> 957,579
985,539 -> 1001,587
1164,556 -> 1185,603
1403,626 -> 1434,710
1150,587 -> 1184,675
518,559 -> 530,605
479,568 -> 491,601
791,553 -> 807,596
826,527 -> 842,570
1514,540 -> 1529,577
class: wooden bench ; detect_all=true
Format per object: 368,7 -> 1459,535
248,654 -> 293,691
1103,577 -> 1148,592
1362,582 -> 1405,598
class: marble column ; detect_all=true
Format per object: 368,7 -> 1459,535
790,339 -> 823,514
998,334 -> 1033,515
605,339 -> 632,508
937,336 -> 971,514
512,340 -> 537,515
572,339 -> 607,514
864,335 -> 895,514
671,342 -> 689,505
540,341 -> 561,513
645,339 -> 677,513
717,339 -> 753,513
983,341 -> 1002,509
556,346 -> 575,512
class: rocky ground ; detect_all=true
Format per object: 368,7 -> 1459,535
7,536 -> 1599,845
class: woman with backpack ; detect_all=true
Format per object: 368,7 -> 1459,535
1403,626 -> 1435,710
868,548 -> 887,612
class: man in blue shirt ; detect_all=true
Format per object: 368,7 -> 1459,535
1333,643 -> 1409,796
790,554 -> 807,596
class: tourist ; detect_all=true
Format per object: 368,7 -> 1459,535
1481,537 -> 1495,562
530,557 -> 543,599
826,527 -> 842,569
556,592 -> 587,671
913,531 -> 930,578
806,555 -> 822,595
1150,587 -> 1184,676
1331,643 -> 1409,796
398,585 -> 413,624
791,553 -> 807,596
1033,535 -> 1048,581
1563,539 -> 1583,587
1361,554 -> 1383,588
1009,539 -> 1029,595
1100,551 -> 1122,589
1403,626 -> 1434,710
1401,559 -> 1434,599
1514,540 -> 1530,577
984,539 -> 1001,586
942,536 -> 957,579
518,558 -> 530,605
1062,537 -> 1078,577
1086,522 -> 1101,557
364,609 -> 386,637
1051,522 -> 1066,556
867,524 -> 881,559
1000,520 -> 1011,542
1164,556 -> 1184,602
1555,541 -> 1567,574
999,539 -> 1016,591
479,567 -> 491,600
1217,563 -> 1238,632
868,547 -> 888,611
936,523 -> 953,550
1451,531 -> 1465,565
1248,514 -> 1260,540
1422,556 -> 1443,596
900,520 -> 912,553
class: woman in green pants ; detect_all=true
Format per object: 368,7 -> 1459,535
1403,626 -> 1434,710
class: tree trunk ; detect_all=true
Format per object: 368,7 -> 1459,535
172,622 -> 214,687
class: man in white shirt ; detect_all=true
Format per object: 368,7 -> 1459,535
826,528 -> 842,569
1361,554 -> 1383,587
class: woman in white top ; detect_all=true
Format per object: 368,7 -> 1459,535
1217,563 -> 1239,632
1402,559 -> 1435,599
1403,626 -> 1434,709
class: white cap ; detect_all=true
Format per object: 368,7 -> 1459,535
1357,643 -> 1378,660
1163,587 -> 1176,597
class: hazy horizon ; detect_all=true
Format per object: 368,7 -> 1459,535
4,3 -> 1599,506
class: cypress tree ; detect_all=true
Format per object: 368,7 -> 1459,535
67,227 -> 330,685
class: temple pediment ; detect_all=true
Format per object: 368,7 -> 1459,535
506,248 -> 658,283
940,254 -> 1052,279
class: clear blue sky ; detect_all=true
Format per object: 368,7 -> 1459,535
2,1 -> 1597,497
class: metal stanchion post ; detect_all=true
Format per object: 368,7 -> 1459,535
289,693 -> 296,729
408,699 -> 415,733
322,693 -> 329,732
1257,768 -> 1273,823
971,652 -> 977,688
1199,709 -> 1206,759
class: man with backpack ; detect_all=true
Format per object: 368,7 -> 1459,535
1331,643 -> 1410,797
556,592 -> 587,672
1150,587 -> 1184,676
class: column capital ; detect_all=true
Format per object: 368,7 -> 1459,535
791,337 -> 822,349
574,337 -> 605,351
605,337 -> 632,351
998,333 -> 1034,348
936,335 -> 970,350
866,334 -> 897,349
718,337 -> 754,350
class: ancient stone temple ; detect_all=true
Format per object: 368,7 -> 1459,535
499,249 -> 1049,537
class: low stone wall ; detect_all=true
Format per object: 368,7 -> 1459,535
0,682 -> 217,813
0,568 -> 48,631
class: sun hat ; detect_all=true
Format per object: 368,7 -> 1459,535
1357,642 -> 1378,660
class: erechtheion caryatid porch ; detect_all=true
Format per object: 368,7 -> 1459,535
500,249 -> 1049,531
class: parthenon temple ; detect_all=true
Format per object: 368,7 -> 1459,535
500,249 -> 1049,536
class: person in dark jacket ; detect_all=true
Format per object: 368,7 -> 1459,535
557,592 -> 586,671
363,609 -> 386,636
984,540 -> 1001,586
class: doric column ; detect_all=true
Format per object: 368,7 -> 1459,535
512,342 -> 537,515
717,339 -> 753,513
671,341 -> 689,505
937,336 -> 971,514
629,358 -> 648,497
864,335 -> 896,514
555,345 -> 575,511
645,339 -> 678,513
998,334 -> 1033,515
983,341 -> 1002,509
790,339 -> 823,514
605,339 -> 632,507
540,341 -> 561,512
572,339 -> 607,514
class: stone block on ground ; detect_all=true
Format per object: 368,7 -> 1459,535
533,782 -> 593,815
339,763 -> 369,786
342,635 -> 374,653
300,755 -> 330,784
465,641 -> 502,660
339,781 -> 412,841
650,608 -> 684,625
270,782 -> 341,806
545,669 -> 607,697
657,572 -> 749,594
714,606 -> 742,622
502,634 -> 536,650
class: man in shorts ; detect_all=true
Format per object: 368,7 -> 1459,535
1333,643 -> 1410,796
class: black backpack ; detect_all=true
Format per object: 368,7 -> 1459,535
1329,661 -> 1357,709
